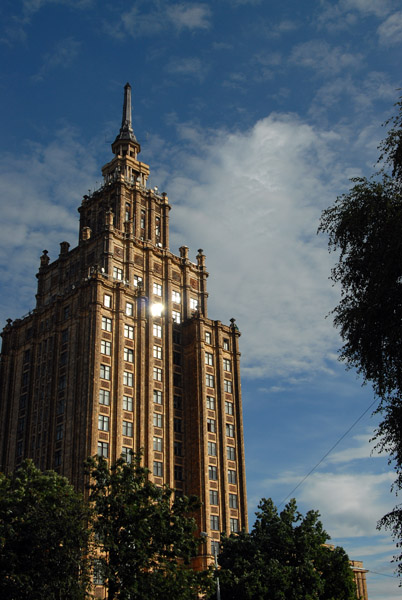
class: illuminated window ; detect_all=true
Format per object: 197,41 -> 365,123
224,380 -> 233,393
154,390 -> 162,404
205,352 -> 213,366
102,316 -> 112,332
153,282 -> 162,296
123,371 -> 133,386
207,396 -> 215,410
223,338 -> 230,351
98,441 -> 108,457
104,294 -> 112,308
134,275 -> 143,287
98,415 -> 109,431
172,290 -> 181,303
190,298 -> 198,310
153,324 -> 162,337
225,401 -> 234,415
99,389 -> 110,405
124,324 -> 134,339
123,395 -> 133,411
153,413 -> 163,428
208,441 -> 217,456
113,267 -> 123,280
153,436 -> 162,451
153,345 -> 162,359
101,340 -> 111,355
123,421 -> 133,437
223,358 -> 231,372
126,302 -> 133,316
205,331 -> 211,344
124,348 -> 134,363
153,367 -> 162,381
172,310 -> 181,324
100,364 -> 111,380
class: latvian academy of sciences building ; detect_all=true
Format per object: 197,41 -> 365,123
0,83 -> 249,567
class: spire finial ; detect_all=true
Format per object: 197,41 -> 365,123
115,82 -> 137,143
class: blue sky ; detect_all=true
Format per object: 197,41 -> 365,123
1,0 -> 402,596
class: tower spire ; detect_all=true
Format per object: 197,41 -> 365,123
115,82 -> 137,143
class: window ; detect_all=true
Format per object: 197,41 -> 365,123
225,401 -> 234,415
153,436 -> 162,451
54,450 -> 62,467
153,282 -> 162,296
173,330 -> 181,344
230,518 -> 239,533
153,413 -> 163,428
206,374 -> 214,388
98,441 -> 108,457
99,389 -> 110,405
174,441 -> 182,456
223,358 -> 231,372
123,421 -> 133,437
205,331 -> 211,344
100,364 -> 111,380
172,310 -> 181,324
210,490 -> 218,505
153,461 -> 163,476
229,494 -> 238,509
174,465 -> 183,481
227,446 -> 236,461
57,399 -> 65,415
63,305 -> 70,320
102,316 -> 112,332
124,324 -> 134,339
211,540 -> 220,557
134,275 -> 143,287
58,375 -> 66,390
153,324 -> 162,337
190,297 -> 198,310
207,418 -> 216,433
60,351 -> 67,366
224,380 -> 233,393
174,418 -> 182,433
208,441 -> 217,456
173,373 -> 182,387
153,367 -> 162,381
113,267 -> 123,280
173,351 -> 181,365
101,340 -> 111,355
122,447 -> 132,463
172,290 -> 181,303
226,423 -> 234,437
173,395 -> 182,409
155,216 -> 161,237
208,465 -> 217,480
61,329 -> 68,344
126,302 -> 133,316
223,338 -> 230,351
98,415 -> 109,431
207,396 -> 215,410
205,352 -> 213,366
153,345 -> 162,359
56,424 -> 63,441
154,390 -> 162,404
104,294 -> 112,308
123,395 -> 133,411
140,210 -> 146,229
228,469 -> 237,484
210,515 -> 219,531
124,348 -> 134,363
123,371 -> 133,386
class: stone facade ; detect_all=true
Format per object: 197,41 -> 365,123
0,84 -> 248,566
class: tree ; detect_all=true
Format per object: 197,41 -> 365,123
87,453 -> 213,600
215,498 -> 356,600
0,459 -> 90,599
318,95 -> 402,576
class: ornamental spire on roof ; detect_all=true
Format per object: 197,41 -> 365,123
115,82 -> 137,143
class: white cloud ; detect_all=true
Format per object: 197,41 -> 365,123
378,11 -> 402,46
290,40 -> 362,75
316,0 -> 392,31
151,113 -> 377,380
166,3 -> 211,31
165,57 -> 208,81
327,431 -> 381,463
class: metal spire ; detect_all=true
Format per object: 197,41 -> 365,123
116,82 -> 137,142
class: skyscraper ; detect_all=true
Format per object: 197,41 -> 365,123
0,83 -> 248,563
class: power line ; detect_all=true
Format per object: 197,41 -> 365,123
278,396 -> 379,508
367,569 -> 397,579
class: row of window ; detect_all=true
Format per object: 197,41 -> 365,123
208,466 -> 237,484
100,390 -> 182,412
152,461 -> 183,480
205,353 -> 231,372
207,442 -> 236,460
205,331 -> 230,350
207,419 -> 234,437
104,289 -> 198,309
205,374 -> 233,393
209,490 -> 238,508
210,516 -> 239,533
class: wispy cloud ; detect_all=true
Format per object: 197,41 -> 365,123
378,11 -> 402,46
290,40 -> 362,75
107,1 -> 212,39
165,56 -> 208,82
31,37 -> 81,82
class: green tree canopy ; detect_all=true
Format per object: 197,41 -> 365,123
216,498 -> 356,600
319,95 -> 402,576
0,459 -> 90,600
87,453 -> 213,600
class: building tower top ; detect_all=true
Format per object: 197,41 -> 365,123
111,83 -> 141,158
